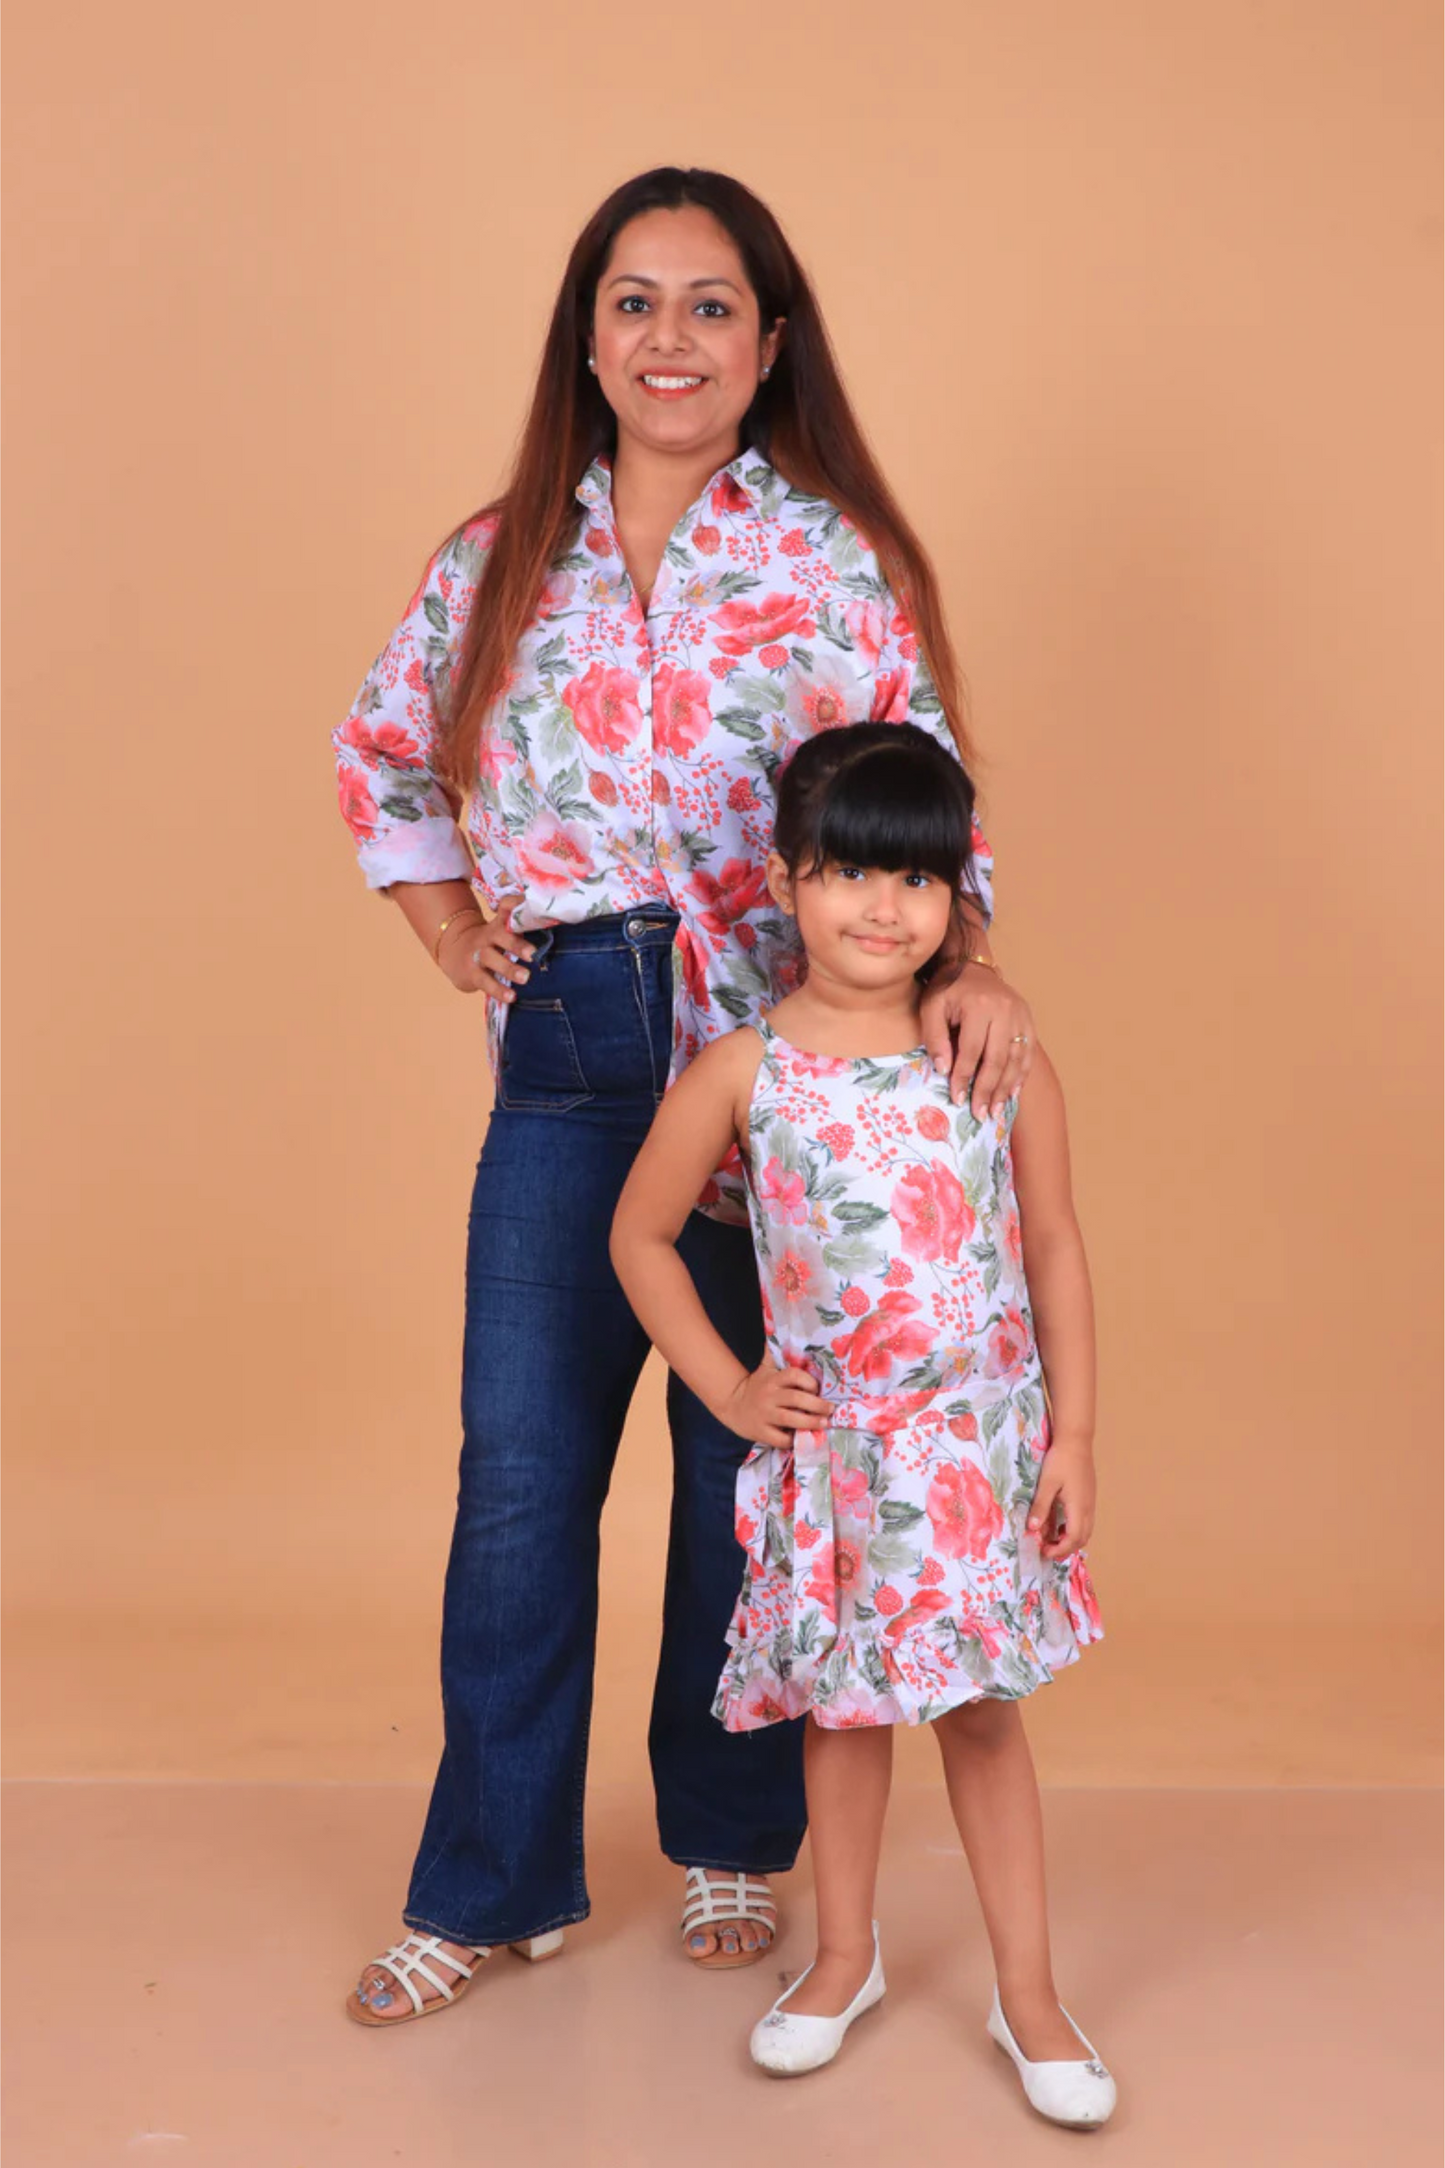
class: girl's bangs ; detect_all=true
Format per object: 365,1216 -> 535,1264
809,749 -> 971,886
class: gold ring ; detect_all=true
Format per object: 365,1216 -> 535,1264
1011,1034 -> 1030,1044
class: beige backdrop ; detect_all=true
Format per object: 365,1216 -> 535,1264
4,0 -> 1440,1791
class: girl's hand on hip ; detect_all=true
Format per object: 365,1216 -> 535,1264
717,1362 -> 833,1449
920,959 -> 1035,1120
1027,1442 -> 1097,1562
439,894 -> 535,999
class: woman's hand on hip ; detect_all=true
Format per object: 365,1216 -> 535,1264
438,894 -> 535,1000
920,958 -> 1035,1120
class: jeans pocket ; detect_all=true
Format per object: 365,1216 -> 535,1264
497,998 -> 593,1113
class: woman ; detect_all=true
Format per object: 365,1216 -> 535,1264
334,167 -> 1034,2026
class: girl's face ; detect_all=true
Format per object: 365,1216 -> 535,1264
767,852 -> 956,1001
590,207 -> 784,468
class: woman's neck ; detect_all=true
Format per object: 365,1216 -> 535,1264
610,431 -> 740,606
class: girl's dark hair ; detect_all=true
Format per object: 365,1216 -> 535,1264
439,167 -> 971,793
774,723 -> 979,907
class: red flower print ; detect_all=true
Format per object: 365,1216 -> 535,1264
692,523 -> 721,554
999,1207 -> 1024,1274
338,767 -> 379,840
477,733 -> 519,788
512,812 -> 597,897
892,1164 -> 974,1263
884,1258 -> 913,1288
736,1513 -> 758,1547
651,770 -> 672,805
983,1305 -> 1031,1378
562,662 -> 642,756
840,1286 -> 869,1317
686,856 -> 770,939
918,1556 -> 945,1588
956,1604 -> 1006,1658
916,1105 -> 951,1142
759,1158 -> 807,1225
926,1461 -> 1004,1562
588,769 -> 619,806
757,643 -> 790,668
830,1454 -> 869,1510
774,1251 -> 813,1301
829,1290 -> 934,1383
539,569 -> 577,615
873,1585 -> 904,1618
652,665 -> 712,758
713,593 -> 817,658
727,776 -> 759,812
341,715 -> 426,771
883,1587 -> 952,1641
869,669 -> 910,723
736,922 -> 757,949
795,1521 -> 822,1549
949,1411 -> 980,1443
584,526 -> 611,555
843,599 -> 888,670
819,1122 -> 855,1158
797,678 -> 852,732
709,656 -> 733,679
676,922 -> 711,1008
804,1537 -> 863,1620
710,474 -> 752,517
778,527 -> 809,557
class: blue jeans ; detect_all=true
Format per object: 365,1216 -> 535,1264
402,908 -> 806,1947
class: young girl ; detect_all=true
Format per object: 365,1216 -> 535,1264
610,722 -> 1114,2125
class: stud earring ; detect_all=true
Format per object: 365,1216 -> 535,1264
761,366 -> 771,380
587,356 -> 597,373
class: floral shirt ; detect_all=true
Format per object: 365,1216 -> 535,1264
334,450 -> 994,1211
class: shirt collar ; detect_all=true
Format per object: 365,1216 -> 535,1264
574,448 -> 773,516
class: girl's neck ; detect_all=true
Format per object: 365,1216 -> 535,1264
770,984 -> 926,1059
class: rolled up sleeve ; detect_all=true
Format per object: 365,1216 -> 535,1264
333,540 -> 476,891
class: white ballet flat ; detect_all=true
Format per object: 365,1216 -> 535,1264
749,1926 -> 885,2076
987,1987 -> 1117,2128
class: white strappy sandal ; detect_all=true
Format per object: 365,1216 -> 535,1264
681,1868 -> 778,1969
346,1927 -> 564,2027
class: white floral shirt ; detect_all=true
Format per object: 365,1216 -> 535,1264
335,451 -> 994,1209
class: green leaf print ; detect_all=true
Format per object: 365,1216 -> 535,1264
794,1610 -> 821,1657
789,645 -> 815,670
714,709 -> 766,742
423,591 -> 450,635
673,828 -> 718,865
533,631 -> 568,675
714,983 -> 754,1022
983,1251 -> 1003,1298
379,795 -> 424,821
833,1200 -> 891,1229
765,1514 -> 793,1569
982,1401 -> 1011,1444
867,1535 -> 918,1577
860,1642 -> 893,1696
814,1305 -> 845,1326
822,1233 -> 886,1279
730,673 -> 787,713
454,535 -> 487,583
878,1501 -> 927,1531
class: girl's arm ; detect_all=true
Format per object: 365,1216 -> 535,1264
610,1034 -> 832,1448
1009,1048 -> 1098,1561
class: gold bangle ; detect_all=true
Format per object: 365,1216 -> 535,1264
432,905 -> 483,963
966,952 -> 1001,973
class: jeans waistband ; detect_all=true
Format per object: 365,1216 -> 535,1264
529,906 -> 679,965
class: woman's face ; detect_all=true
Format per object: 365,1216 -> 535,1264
590,206 -> 783,466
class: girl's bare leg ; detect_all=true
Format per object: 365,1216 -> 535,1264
783,1717 -> 893,2017
935,1698 -> 1089,2060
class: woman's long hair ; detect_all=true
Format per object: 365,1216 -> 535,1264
440,167 -> 970,792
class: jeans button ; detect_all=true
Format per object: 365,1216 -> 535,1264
625,917 -> 644,938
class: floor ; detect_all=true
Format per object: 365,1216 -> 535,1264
4,1781 -> 1440,2167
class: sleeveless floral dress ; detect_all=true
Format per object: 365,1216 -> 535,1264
714,1019 -> 1104,1732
